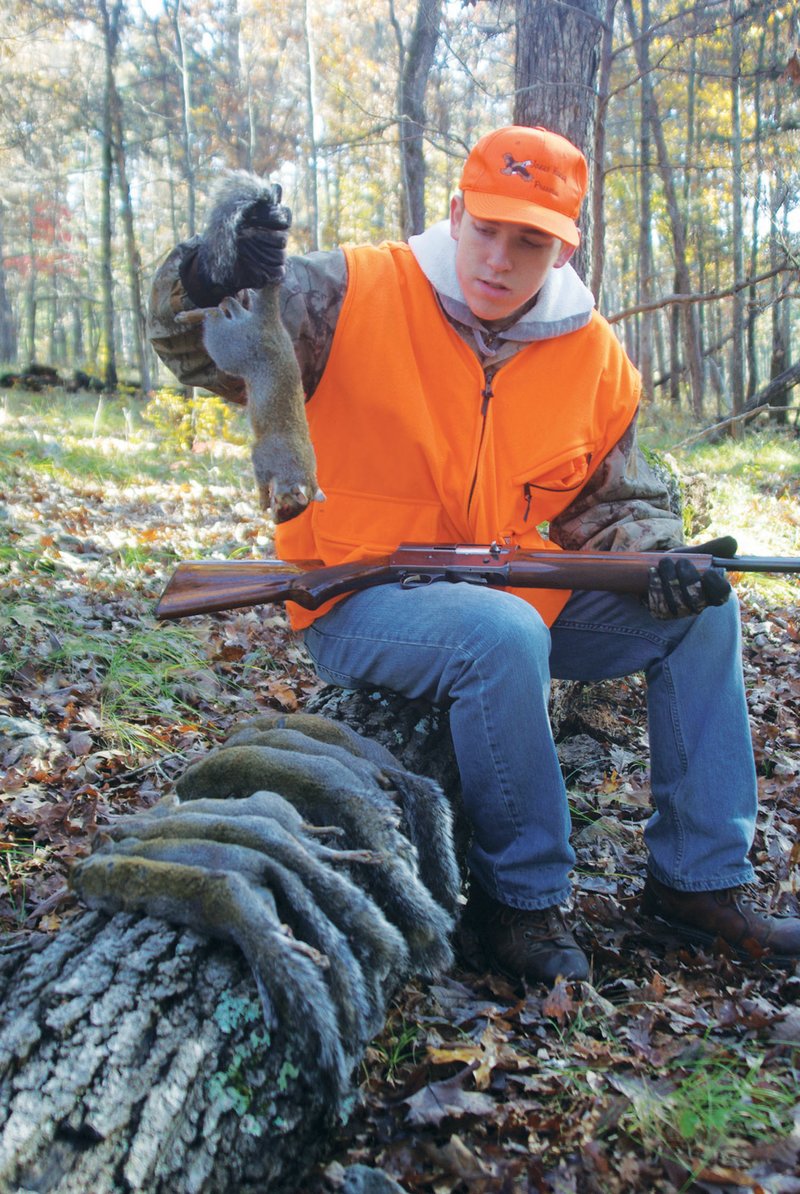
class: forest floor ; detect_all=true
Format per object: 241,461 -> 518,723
1,388 -> 800,1194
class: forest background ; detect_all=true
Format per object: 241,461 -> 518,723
0,0 -> 798,423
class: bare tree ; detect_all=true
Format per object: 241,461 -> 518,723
622,0 -> 705,415
390,0 -> 444,239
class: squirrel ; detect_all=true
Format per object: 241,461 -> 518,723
175,745 -> 455,975
71,716 -> 460,1106
99,834 -> 379,1055
177,172 -> 324,524
139,788 -> 347,842
71,852 -> 350,1096
221,713 -> 461,915
102,805 -> 410,1028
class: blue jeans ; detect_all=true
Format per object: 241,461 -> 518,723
303,583 -> 757,909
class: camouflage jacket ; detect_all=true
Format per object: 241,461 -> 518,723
147,237 -> 684,554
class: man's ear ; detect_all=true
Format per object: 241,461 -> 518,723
450,194 -> 465,240
554,242 -> 576,269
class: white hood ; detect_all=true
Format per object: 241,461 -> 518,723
408,219 -> 595,343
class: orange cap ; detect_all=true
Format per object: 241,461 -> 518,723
459,126 -> 588,247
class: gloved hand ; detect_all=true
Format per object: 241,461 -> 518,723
179,179 -> 292,307
646,536 -> 737,619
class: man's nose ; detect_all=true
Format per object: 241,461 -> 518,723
486,237 -> 512,271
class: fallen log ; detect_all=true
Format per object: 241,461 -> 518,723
0,714 -> 459,1194
0,913 -> 332,1193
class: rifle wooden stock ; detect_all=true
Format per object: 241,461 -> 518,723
155,542 -> 800,621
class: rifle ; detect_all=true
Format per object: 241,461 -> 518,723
155,541 -> 800,621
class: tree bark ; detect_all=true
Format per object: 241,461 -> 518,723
392,0 -> 443,239
0,913 -> 337,1194
513,0 -> 605,280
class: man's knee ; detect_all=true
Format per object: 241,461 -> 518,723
456,590 -> 551,661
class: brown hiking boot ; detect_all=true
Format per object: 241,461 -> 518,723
641,874 -> 800,964
458,882 -> 589,985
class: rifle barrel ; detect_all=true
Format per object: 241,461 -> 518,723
713,556 -> 800,574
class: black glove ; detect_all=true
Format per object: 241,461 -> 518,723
179,181 -> 292,307
646,536 -> 737,619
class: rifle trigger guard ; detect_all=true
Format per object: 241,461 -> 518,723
400,570 -> 489,590
400,572 -> 437,588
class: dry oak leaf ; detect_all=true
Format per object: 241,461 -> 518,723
402,1062 -> 497,1126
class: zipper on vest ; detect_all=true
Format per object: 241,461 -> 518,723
467,369 -> 496,518
480,371 -> 494,417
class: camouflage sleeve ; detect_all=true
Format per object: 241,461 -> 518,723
146,239 -> 348,404
549,412 -> 685,553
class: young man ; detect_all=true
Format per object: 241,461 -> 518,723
148,125 -> 800,984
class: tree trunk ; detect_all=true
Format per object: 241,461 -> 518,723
746,26 -> 767,403
302,0 -> 320,251
768,20 -> 791,426
110,74 -> 151,392
590,0 -> 617,305
513,0 -> 605,280
167,0 -> 197,237
636,0 -> 654,401
729,0 -> 745,422
0,202 -> 17,363
222,0 -> 253,170
393,0 -> 443,239
98,0 -> 121,390
624,0 -> 704,415
23,196 -> 37,366
0,913 -> 336,1194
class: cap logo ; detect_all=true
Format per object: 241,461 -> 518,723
501,154 -> 533,180
501,153 -> 567,194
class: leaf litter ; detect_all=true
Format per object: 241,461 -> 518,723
2,395 -> 800,1193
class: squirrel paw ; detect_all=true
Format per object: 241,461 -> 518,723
253,436 -> 325,523
200,295 -> 262,371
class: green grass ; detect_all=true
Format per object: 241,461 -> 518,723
0,592 -> 215,752
368,1018 -> 422,1084
616,1045 -> 798,1188
1,387 -> 251,490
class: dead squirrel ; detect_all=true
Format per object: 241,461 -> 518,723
178,172 -> 324,524
71,717 -> 460,1106
175,745 -> 454,975
98,799 -> 411,1029
71,852 -> 350,1095
222,713 -> 461,916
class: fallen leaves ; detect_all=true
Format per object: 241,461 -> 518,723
3,396 -> 800,1192
0,404 -> 325,932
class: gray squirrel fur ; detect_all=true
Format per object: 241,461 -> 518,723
184,171 -> 324,523
175,745 -> 455,974
227,714 -> 462,914
70,714 -> 460,1112
72,853 -> 350,1095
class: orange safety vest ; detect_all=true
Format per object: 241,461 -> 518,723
276,241 -> 641,630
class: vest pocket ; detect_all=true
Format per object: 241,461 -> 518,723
513,448 -> 594,524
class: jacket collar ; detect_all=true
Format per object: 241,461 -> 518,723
408,219 -> 595,345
